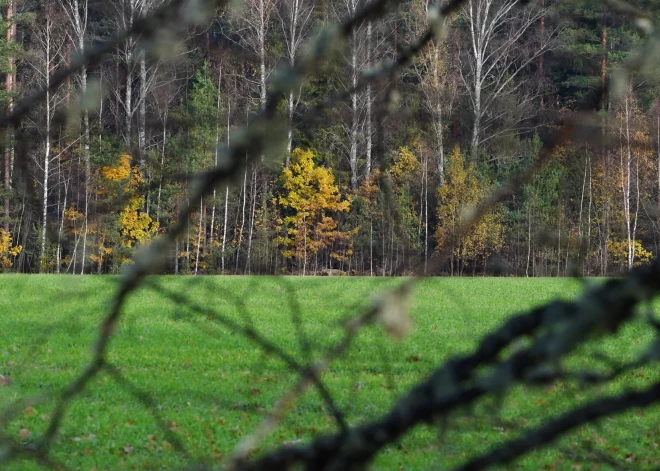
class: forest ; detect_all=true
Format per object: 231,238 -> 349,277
0,0 -> 658,276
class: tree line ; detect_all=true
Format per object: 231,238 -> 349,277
0,0 -> 659,276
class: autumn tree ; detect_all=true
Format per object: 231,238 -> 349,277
436,146 -> 503,274
98,153 -> 158,268
277,148 -> 351,274
0,227 -> 20,269
611,89 -> 654,271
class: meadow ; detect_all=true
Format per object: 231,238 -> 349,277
1,275 -> 660,470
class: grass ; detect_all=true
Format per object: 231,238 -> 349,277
1,275 -> 660,470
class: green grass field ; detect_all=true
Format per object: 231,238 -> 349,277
1,275 -> 660,470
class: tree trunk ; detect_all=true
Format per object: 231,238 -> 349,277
3,0 -> 14,232
370,218 -> 373,276
222,185 -> 229,273
138,52 -> 147,168
175,238 -> 179,274
57,179 -> 68,274
222,100 -> 231,273
526,204 -> 532,277
209,66 -> 222,248
578,149 -> 588,275
80,62 -> 90,275
157,109 -> 167,224
235,162 -> 248,270
40,28 -> 52,272
622,95 -> 633,270
349,24 -> 359,190
600,7 -> 608,111
125,46 -> 133,147
424,153 -> 429,274
302,215 -> 307,275
365,21 -> 372,178
195,198 -> 203,275
246,170 -> 257,274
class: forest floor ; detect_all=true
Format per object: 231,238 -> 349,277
1,275 -> 660,470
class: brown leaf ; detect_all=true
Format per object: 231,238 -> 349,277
18,428 -> 30,439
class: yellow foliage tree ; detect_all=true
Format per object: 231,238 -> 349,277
390,147 -> 421,183
101,154 -> 159,250
607,239 -> 653,268
277,148 -> 352,274
435,146 -> 503,275
0,229 -> 22,269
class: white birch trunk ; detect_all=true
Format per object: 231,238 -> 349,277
80,62 -> 90,275
40,25 -> 52,271
246,171 -> 257,273
349,26 -> 359,189
138,52 -> 147,168
209,67 -> 222,248
195,198 -> 203,275
222,185 -> 229,273
156,109 -> 167,223
222,99 -> 231,273
365,21 -> 372,178
235,163 -> 248,270
621,96 -> 633,270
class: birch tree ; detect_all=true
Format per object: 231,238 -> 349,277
338,0 -> 366,189
228,0 -> 275,117
410,0 -> 457,183
114,0 -> 138,148
61,0 -> 91,274
616,91 -> 651,271
29,1 -> 65,270
3,0 -> 15,233
459,0 -> 555,156
136,0 -> 166,167
277,0 -> 315,161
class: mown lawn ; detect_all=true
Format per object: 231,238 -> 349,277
1,275 -> 660,470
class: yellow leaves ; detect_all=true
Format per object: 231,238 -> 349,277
435,146 -> 503,261
0,229 -> 22,268
100,153 -> 145,198
8,244 -> 22,258
278,148 -> 352,264
64,206 -> 83,222
607,239 -> 653,267
119,205 -> 159,248
280,148 -> 350,215
99,153 -> 158,250
101,154 -> 132,182
389,147 -> 421,182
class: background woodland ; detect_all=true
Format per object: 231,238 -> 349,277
1,0 -> 659,276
